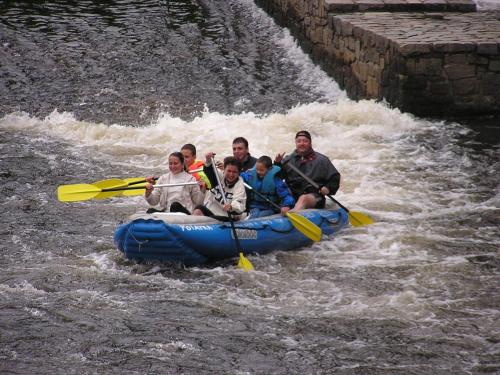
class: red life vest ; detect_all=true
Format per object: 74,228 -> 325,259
188,160 -> 205,181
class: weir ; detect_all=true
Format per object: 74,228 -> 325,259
255,0 -> 500,117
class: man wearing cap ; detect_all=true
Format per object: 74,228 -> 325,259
276,130 -> 340,211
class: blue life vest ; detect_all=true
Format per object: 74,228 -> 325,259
247,165 -> 280,204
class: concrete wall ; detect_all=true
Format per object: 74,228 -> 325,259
255,0 -> 500,116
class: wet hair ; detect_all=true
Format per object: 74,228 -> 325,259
169,152 -> 187,171
223,156 -> 242,171
257,155 -> 272,169
232,136 -> 249,149
181,143 -> 196,157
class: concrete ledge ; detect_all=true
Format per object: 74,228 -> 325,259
255,0 -> 499,116
325,0 -> 477,12
326,12 -> 500,115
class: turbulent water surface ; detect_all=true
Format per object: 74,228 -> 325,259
1,1 -> 499,374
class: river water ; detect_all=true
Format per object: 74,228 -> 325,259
0,1 -> 498,374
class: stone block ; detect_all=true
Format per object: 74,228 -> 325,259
311,27 -> 324,44
403,75 -> 428,90
428,81 -> 451,96
374,34 -> 390,53
468,55 -> 489,65
407,57 -> 443,75
379,56 -> 386,69
356,0 -> 385,11
477,43 -> 499,55
362,32 -> 375,48
366,48 -> 380,63
325,0 -> 356,12
406,0 -> 425,11
406,58 -> 417,75
382,0 -> 407,10
341,21 -> 353,36
323,27 -> 334,45
421,58 -> 444,75
421,0 -> 447,11
446,0 -> 476,12
352,25 -> 365,39
444,63 -> 476,80
332,17 -> 343,32
433,42 -> 476,53
489,60 -> 500,72
344,49 -> 356,63
399,43 -> 432,57
445,54 -> 468,65
452,77 -> 477,95
481,73 -> 500,95
366,76 -> 380,97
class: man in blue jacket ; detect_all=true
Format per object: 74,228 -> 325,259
276,130 -> 341,211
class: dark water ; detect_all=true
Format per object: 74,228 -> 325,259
0,0 -> 319,124
1,1 -> 499,374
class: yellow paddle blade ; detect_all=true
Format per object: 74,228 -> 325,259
286,212 -> 322,242
237,252 -> 254,271
93,179 -> 129,200
121,177 -> 147,196
57,183 -> 101,202
349,211 -> 374,227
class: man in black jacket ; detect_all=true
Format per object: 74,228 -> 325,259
232,137 -> 257,172
276,130 -> 340,211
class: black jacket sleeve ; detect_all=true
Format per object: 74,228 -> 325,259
203,164 -> 219,188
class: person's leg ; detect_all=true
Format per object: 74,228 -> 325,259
250,208 -> 275,218
146,208 -> 165,214
260,209 -> 277,217
290,193 -> 318,211
170,201 -> 191,215
192,205 -> 231,222
314,195 -> 326,209
248,208 -> 260,218
193,205 -> 209,216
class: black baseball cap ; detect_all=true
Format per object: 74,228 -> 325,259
295,130 -> 311,141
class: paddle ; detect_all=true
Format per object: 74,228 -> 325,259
58,182 -> 197,202
80,168 -> 206,197
243,182 -> 322,242
283,160 -> 374,227
57,167 -> 206,199
210,157 -> 253,271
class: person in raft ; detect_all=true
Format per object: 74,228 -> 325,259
216,136 -> 257,172
240,155 -> 295,218
192,152 -> 247,221
144,152 -> 205,214
180,143 -> 212,188
275,130 -> 341,211
232,136 -> 257,171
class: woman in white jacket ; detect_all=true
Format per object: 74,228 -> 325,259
144,152 -> 205,214
193,152 -> 246,221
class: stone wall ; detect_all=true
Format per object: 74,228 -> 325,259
255,0 -> 500,116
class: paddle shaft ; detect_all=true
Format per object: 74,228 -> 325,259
210,157 -> 244,253
282,159 -> 350,213
126,168 -> 204,186
243,182 -> 282,211
244,182 -> 322,241
103,182 -> 197,193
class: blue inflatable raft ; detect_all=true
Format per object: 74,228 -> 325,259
114,208 -> 348,266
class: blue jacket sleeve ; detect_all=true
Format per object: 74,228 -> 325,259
240,171 -> 251,184
275,177 -> 295,208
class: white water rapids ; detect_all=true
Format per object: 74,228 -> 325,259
0,0 -> 498,373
